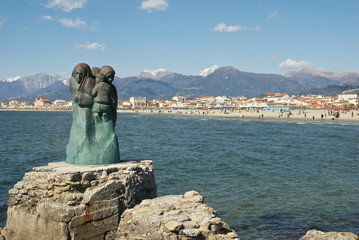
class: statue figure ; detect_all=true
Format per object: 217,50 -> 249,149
71,63 -> 95,108
66,63 -> 120,165
99,65 -> 118,125
92,73 -> 112,122
91,66 -> 100,76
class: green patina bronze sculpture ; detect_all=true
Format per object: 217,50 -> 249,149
66,63 -> 120,165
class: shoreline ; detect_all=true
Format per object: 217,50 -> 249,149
0,108 -> 71,112
118,109 -> 359,123
2,108 -> 359,123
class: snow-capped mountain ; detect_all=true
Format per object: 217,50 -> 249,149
286,67 -> 359,87
138,68 -> 172,79
1,66 -> 359,101
286,67 -> 359,80
198,65 -> 220,77
1,76 -> 22,82
0,73 -> 70,101
62,79 -> 69,85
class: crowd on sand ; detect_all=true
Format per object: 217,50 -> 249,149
119,108 -> 359,123
2,107 -> 359,122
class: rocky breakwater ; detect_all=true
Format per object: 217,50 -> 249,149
115,190 -> 239,240
3,160 -> 156,240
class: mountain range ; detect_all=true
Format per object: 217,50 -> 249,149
1,66 -> 359,102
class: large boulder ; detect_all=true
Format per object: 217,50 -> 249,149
3,161 -> 156,240
300,229 -> 359,240
116,190 -> 240,240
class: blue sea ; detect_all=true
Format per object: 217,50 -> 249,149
1,111 -> 359,239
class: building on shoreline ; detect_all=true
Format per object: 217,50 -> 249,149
130,97 -> 147,109
127,92 -> 357,110
338,89 -> 359,105
34,97 -> 50,107
1,91 -> 359,111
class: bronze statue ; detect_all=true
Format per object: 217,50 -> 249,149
66,63 -> 120,165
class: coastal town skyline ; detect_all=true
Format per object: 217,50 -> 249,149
2,91 -> 358,110
1,0 -> 359,79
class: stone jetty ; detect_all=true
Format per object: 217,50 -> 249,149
3,161 -> 156,240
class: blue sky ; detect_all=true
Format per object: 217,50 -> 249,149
0,0 -> 358,79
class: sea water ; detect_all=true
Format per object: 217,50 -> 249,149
0,111 -> 358,239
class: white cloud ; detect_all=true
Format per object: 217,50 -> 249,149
268,9 -> 279,19
75,42 -> 106,50
42,15 -> 53,20
46,0 -> 88,12
279,58 -> 312,70
59,18 -> 86,28
213,23 -> 260,32
140,0 -> 168,12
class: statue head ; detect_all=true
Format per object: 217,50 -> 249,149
72,63 -> 92,84
95,73 -> 106,84
100,65 -> 115,83
91,67 -> 100,76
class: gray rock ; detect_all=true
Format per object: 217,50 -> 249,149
182,228 -> 201,237
300,229 -> 359,240
183,190 -> 204,203
165,221 -> 183,232
178,214 -> 191,222
211,222 -> 223,233
115,191 -> 239,240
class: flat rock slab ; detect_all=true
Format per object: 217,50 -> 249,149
4,160 -> 156,240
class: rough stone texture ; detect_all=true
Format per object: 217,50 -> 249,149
115,190 -> 240,240
300,229 -> 359,240
3,160 -> 156,240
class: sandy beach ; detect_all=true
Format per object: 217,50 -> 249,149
2,108 -> 359,123
119,108 -> 359,123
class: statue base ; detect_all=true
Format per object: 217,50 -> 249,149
3,160 -> 156,240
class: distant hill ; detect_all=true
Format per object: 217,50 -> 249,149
286,67 -> 359,88
0,73 -> 68,102
113,66 -> 308,99
300,83 -> 359,96
1,67 -> 359,101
